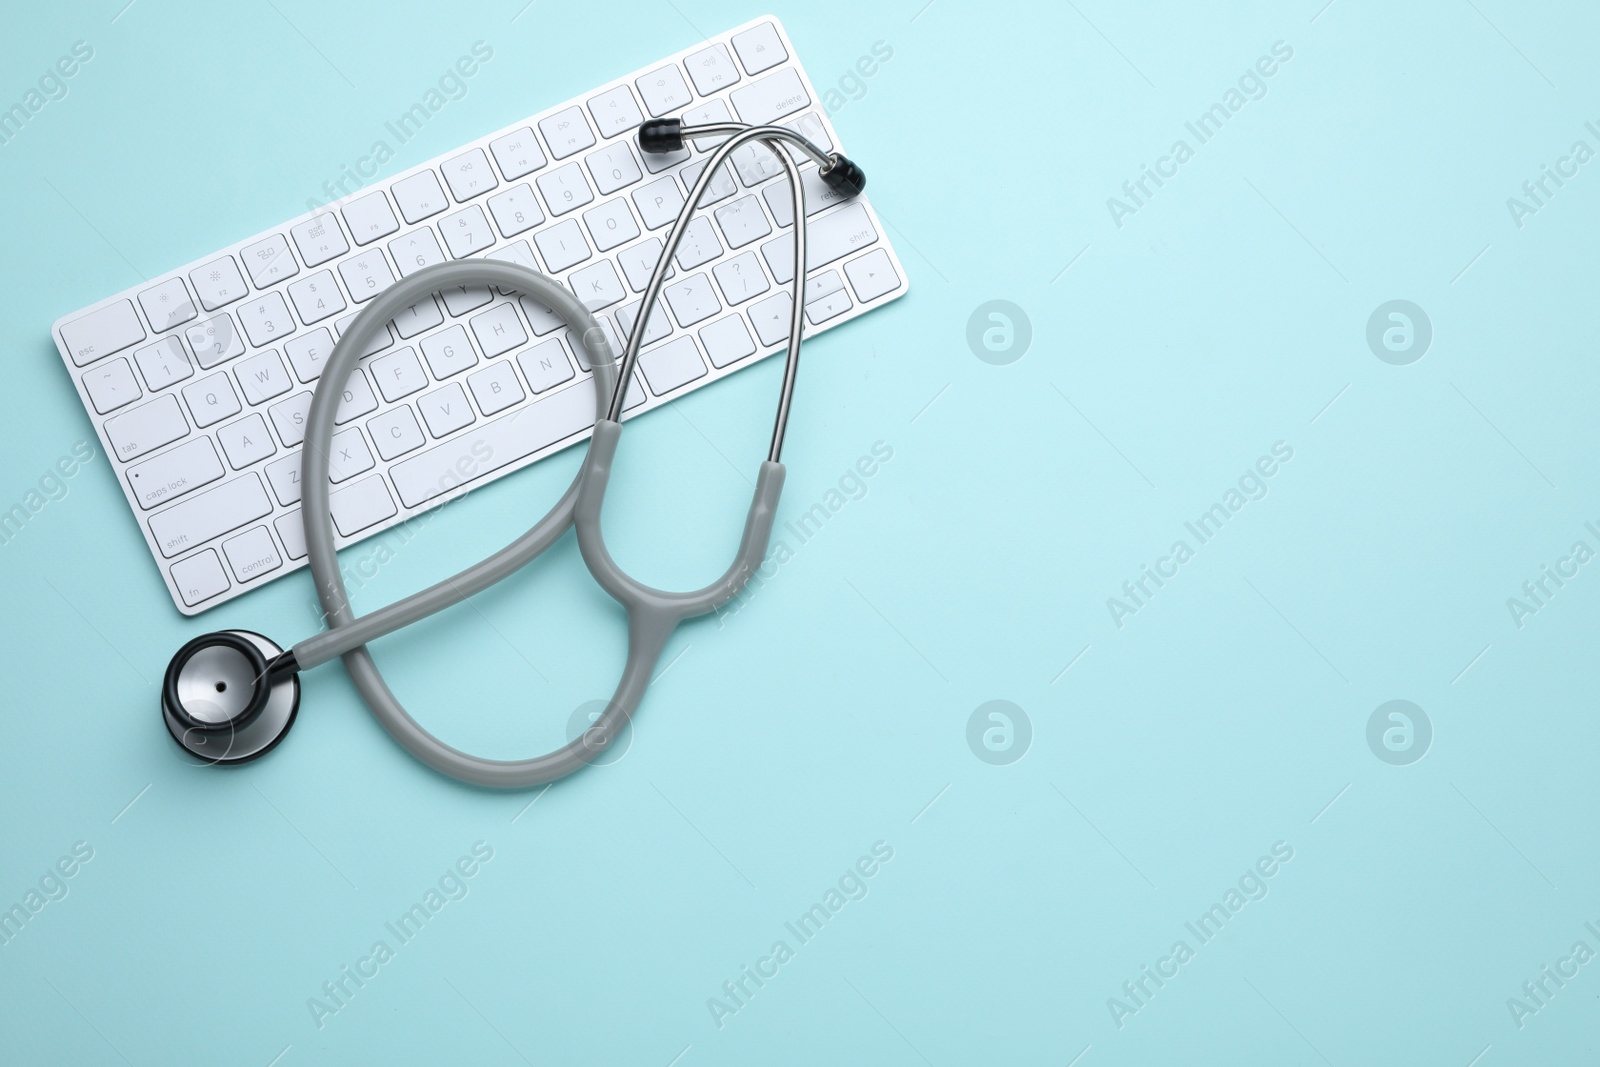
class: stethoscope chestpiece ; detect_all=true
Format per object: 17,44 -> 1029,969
161,630 -> 300,765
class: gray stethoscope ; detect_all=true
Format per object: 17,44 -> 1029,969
161,117 -> 867,788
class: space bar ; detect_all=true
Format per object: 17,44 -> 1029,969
389,383 -> 597,508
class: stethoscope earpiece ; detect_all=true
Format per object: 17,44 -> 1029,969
161,631 -> 300,765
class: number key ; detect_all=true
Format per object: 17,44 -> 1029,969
238,291 -> 295,346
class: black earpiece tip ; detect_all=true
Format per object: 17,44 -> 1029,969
819,155 -> 867,197
638,118 -> 684,154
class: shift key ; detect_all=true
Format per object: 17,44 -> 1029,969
148,474 -> 271,558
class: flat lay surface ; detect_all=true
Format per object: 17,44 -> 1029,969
2,0 -> 1597,1063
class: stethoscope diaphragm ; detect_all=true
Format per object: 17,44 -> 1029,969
161,630 -> 300,765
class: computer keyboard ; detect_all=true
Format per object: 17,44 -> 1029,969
51,16 -> 907,616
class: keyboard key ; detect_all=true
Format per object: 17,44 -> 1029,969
330,475 -> 397,536
588,85 -> 643,139
341,191 -> 400,245
82,358 -> 142,414
583,198 -> 640,252
235,349 -> 290,404
185,314 -> 245,368
368,404 -> 425,460
468,360 -> 525,415
682,99 -> 734,147
540,106 -> 596,160
371,347 -> 427,402
61,300 -> 145,366
328,427 -> 374,482
699,313 -> 756,367
487,183 -> 544,237
731,67 -> 809,125
664,273 -> 720,328
517,338 -> 575,393
680,158 -> 738,207
749,291 -> 793,346
190,256 -> 249,311
441,284 -> 493,315
333,313 -> 393,357
393,294 -> 445,339
338,253 -> 396,303
760,202 -> 878,281
641,141 -> 690,174
149,473 -> 271,558
284,327 -> 334,382
289,214 -> 349,268
618,238 -> 674,291
534,218 -> 591,273
135,336 -> 195,391
265,452 -> 302,505
570,261 -> 625,311
714,195 -> 772,249
390,381 -> 596,507
685,43 -> 740,95
389,227 -> 446,277
104,394 -> 188,461
536,163 -> 593,217
632,176 -> 684,230
269,392 -> 311,446
732,21 -> 786,75
639,335 -> 707,395
783,111 -> 832,155
420,324 -> 478,379
440,204 -> 496,258
182,371 -> 242,428
763,166 -> 844,227
616,297 -> 671,347
139,278 -> 198,332
287,271 -> 347,325
216,413 -> 276,469
485,240 -> 538,274
239,234 -> 300,288
712,251 -> 770,305
127,437 -> 223,509
730,141 -> 785,187
418,382 -> 474,437
237,291 -> 295,347
489,127 -> 547,180
674,216 -> 722,269
333,368 -> 378,424
804,270 -> 851,324
844,248 -> 901,302
442,147 -> 498,201
275,512 -> 307,558
586,142 -> 642,196
171,549 -> 230,606
222,525 -> 282,582
392,170 -> 449,223
636,65 -> 692,117
519,296 -> 567,336
469,302 -> 527,357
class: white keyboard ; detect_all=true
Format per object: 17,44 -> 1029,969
51,16 -> 907,616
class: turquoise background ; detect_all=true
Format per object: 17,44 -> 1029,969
2,0 -> 1597,1063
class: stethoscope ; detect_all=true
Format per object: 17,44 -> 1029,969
160,117 -> 867,788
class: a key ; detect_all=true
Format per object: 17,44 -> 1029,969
582,198 -> 640,252
285,328 -> 335,383
268,392 -> 311,447
235,349 -> 291,405
327,427 -> 374,482
135,336 -> 195,391
239,234 -> 301,288
638,335 -> 707,395
265,452 -> 303,505
536,163 -> 594,218
289,214 -> 349,267
804,270 -> 851,324
714,195 -> 773,249
182,372 -> 242,428
487,183 -> 544,237
440,204 -> 496,259
680,158 -> 738,207
420,325 -> 478,379
138,278 -> 198,332
588,85 -> 644,139
185,314 -> 245,368
469,302 -> 528,357
684,43 -> 740,95
682,99 -> 734,148
570,261 -> 625,311
618,238 -> 674,291
371,347 -> 428,402
539,106 -> 596,160
441,284 -> 493,316
674,216 -> 722,270
189,256 -> 249,311
442,147 -> 499,201
367,405 -> 425,461
485,240 -> 539,274
417,382 -> 475,437
763,166 -> 844,227
216,413 -> 277,469
393,295 -> 445,339
534,218 -> 592,273
338,254 -> 396,303
586,142 -> 642,196
392,170 -> 449,224
730,67 -> 809,125
222,526 -> 283,582
329,476 -> 396,536
699,314 -> 757,368
636,65 -> 692,117
389,227 -> 446,277
748,291 -> 793,347
126,438 -> 224,509
760,202 -> 878,282
616,297 -> 671,347
732,21 -> 786,75
287,271 -> 347,325
60,300 -> 145,366
82,358 -> 142,414
333,368 -> 378,424
333,312 -> 393,356
170,550 -> 230,606
516,339 -> 575,394
341,191 -> 400,245
844,248 -> 901,303
275,512 -> 307,558
519,296 -> 568,336
489,128 -> 547,181
238,291 -> 295,347
730,141 -> 785,187
468,360 -> 525,416
712,251 -> 771,305
664,273 -> 721,328
104,394 -> 189,461
148,473 -> 271,558
632,176 -> 684,231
